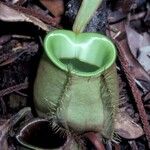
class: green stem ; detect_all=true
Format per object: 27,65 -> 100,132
73,0 -> 103,33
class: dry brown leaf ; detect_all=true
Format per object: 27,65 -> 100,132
40,0 -> 64,17
125,24 -> 143,57
115,111 -> 144,139
0,2 -> 49,31
109,22 -> 150,92
126,25 -> 150,58
138,46 -> 150,74
126,25 -> 150,74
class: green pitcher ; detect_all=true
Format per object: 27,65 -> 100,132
34,30 -> 119,139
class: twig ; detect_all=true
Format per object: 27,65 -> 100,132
108,22 -> 150,147
0,79 -> 28,97
3,1 -> 59,27
0,97 -> 7,115
117,43 -> 150,145
84,132 -> 105,150
15,91 -> 28,97
113,34 -> 150,147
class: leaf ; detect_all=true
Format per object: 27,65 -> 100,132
126,25 -> 150,58
40,0 -> 64,17
73,0 -> 103,33
0,2 -> 49,31
126,25 -> 150,74
115,111 -> 144,139
138,46 -> 150,74
125,24 -> 143,57
140,32 -> 150,48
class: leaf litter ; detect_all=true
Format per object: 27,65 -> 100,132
0,0 -> 150,149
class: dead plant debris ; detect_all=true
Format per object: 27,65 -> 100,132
0,0 -> 150,149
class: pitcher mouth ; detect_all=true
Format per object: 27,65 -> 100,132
16,119 -> 67,149
44,30 -> 117,77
